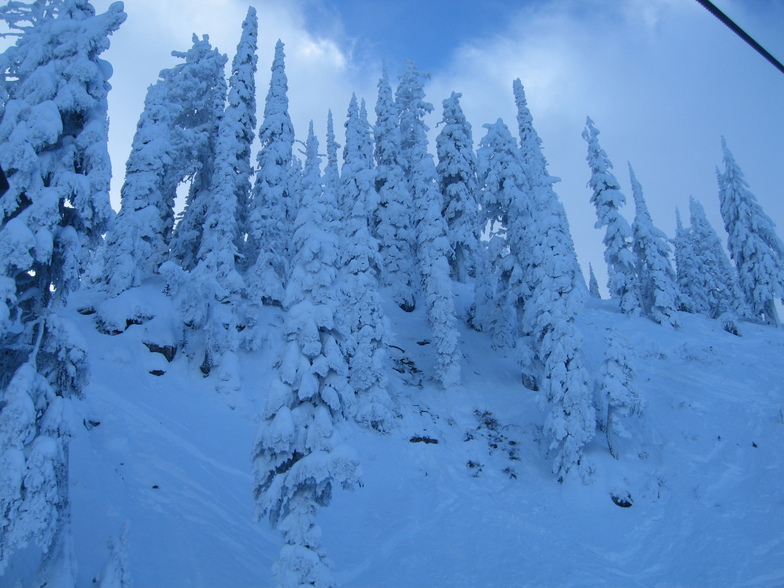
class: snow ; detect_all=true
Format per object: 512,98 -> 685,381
11,283 -> 776,586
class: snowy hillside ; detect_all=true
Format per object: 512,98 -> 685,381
6,285 -> 782,587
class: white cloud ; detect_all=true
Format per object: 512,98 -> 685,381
426,0 -> 784,291
94,0 -> 373,207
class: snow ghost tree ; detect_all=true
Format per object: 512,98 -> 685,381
0,0 -> 125,581
396,61 -> 461,389
251,123 -> 360,588
436,91 -> 479,283
167,37 -> 228,271
598,329 -> 642,460
246,40 -> 296,307
628,164 -> 679,327
323,110 -> 341,232
588,264 -> 601,299
513,81 -> 594,481
718,138 -> 784,326
687,196 -> 746,330
475,119 -> 530,353
673,208 -> 700,313
373,65 -> 417,311
339,95 -> 393,431
104,34 -> 225,295
583,117 -> 640,316
226,7 -> 258,258
173,7 -> 258,381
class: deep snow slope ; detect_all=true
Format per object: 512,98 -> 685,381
54,287 -> 784,586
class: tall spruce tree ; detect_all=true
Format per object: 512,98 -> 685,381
475,119 -> 529,352
583,117 -> 640,315
340,96 -> 393,431
104,34 -> 225,295
177,8 -> 258,381
396,61 -> 461,388
373,64 -> 417,311
599,329 -> 641,460
513,81 -> 595,480
251,123 -> 359,588
324,109 -> 340,212
0,1 -> 125,581
224,6 -> 258,263
673,208 -> 701,313
436,91 -> 479,283
628,164 -> 679,327
167,36 -> 228,270
588,264 -> 601,299
718,138 -> 784,326
246,40 -> 296,307
688,196 -> 747,326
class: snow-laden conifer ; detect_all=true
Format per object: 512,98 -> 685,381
513,82 -> 594,481
688,196 -> 747,329
176,9 -> 258,380
673,208 -> 701,313
436,91 -> 479,283
246,40 -> 296,307
396,61 -> 461,389
718,138 -> 784,326
583,118 -> 640,315
0,1 -> 125,579
225,6 -> 258,261
324,110 -> 340,198
588,264 -> 601,298
252,123 -> 359,588
167,36 -> 228,270
104,35 -> 224,295
475,119 -> 530,352
340,97 -> 393,430
513,78 -> 582,293
628,164 -> 679,327
373,64 -> 417,311
598,330 -> 641,460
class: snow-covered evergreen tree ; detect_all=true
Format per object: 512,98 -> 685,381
513,82 -> 595,481
436,91 -> 479,283
588,264 -> 601,298
251,122 -> 359,588
583,117 -> 640,316
104,34 -> 224,295
246,40 -> 296,307
324,110 -> 340,198
687,196 -> 747,329
373,65 -> 417,311
718,138 -> 784,326
628,164 -> 679,327
340,96 -> 393,431
222,6 -> 258,263
396,61 -> 461,389
0,1 -> 125,580
598,330 -> 641,460
167,36 -> 228,270
475,119 -> 530,352
673,208 -> 701,313
176,8 -> 258,380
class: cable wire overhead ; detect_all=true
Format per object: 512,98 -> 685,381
695,0 -> 784,76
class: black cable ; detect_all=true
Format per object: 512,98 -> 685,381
695,0 -> 784,76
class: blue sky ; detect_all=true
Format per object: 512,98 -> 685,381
18,0 -> 784,294
300,0 -> 518,72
